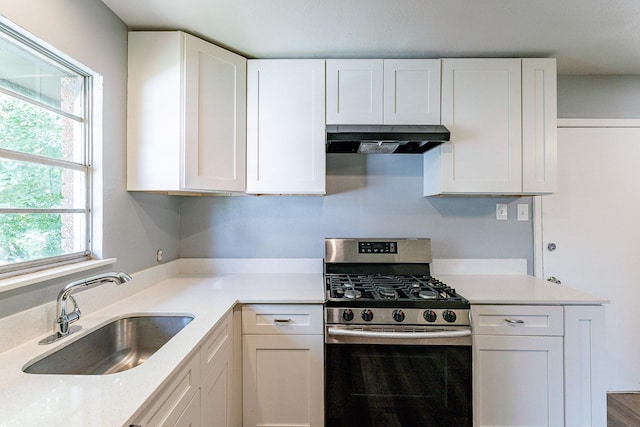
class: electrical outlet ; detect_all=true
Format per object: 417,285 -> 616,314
156,249 -> 163,263
517,204 -> 529,221
496,204 -> 508,221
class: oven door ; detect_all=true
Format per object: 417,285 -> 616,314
325,325 -> 472,427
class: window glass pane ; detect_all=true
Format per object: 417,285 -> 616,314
0,32 -> 83,116
0,158 -> 86,210
0,212 -> 86,265
0,92 -> 83,163
0,20 -> 90,273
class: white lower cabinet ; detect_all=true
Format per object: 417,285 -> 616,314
564,305 -> 606,427
472,304 -> 604,427
474,334 -> 564,426
132,351 -> 202,427
130,313 -> 235,427
242,304 -> 324,427
473,305 -> 564,426
175,390 -> 202,427
200,313 -> 234,427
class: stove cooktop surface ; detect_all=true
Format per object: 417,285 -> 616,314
325,273 -> 469,309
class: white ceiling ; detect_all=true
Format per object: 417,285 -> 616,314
100,0 -> 640,74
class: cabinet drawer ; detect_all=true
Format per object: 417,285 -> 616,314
242,304 -> 323,335
472,305 -> 563,336
134,351 -> 201,427
201,312 -> 232,379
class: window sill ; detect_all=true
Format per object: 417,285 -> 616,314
0,258 -> 117,295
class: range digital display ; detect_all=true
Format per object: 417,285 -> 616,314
358,241 -> 397,254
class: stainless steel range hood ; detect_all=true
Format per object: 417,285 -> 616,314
326,125 -> 450,154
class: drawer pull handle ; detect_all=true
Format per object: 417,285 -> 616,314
274,318 -> 292,324
505,318 -> 525,325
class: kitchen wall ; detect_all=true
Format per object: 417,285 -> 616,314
180,154 -> 534,268
558,75 -> 640,118
0,0 -> 181,318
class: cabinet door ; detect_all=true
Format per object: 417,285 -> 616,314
326,59 -> 383,124
564,305 -> 606,427
426,59 -> 522,195
201,313 -> 233,427
522,58 -> 557,194
246,60 -> 325,194
383,59 -> 441,125
183,33 -> 246,192
201,344 -> 232,427
243,334 -> 324,427
473,335 -> 564,426
175,390 -> 202,427
127,31 -> 183,191
134,352 -> 201,427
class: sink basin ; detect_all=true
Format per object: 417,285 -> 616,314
24,314 -> 194,375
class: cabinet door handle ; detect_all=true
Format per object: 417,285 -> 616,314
274,318 -> 292,324
505,318 -> 525,324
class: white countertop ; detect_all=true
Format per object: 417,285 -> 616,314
442,274 -> 610,305
0,272 -> 324,427
0,259 -> 607,426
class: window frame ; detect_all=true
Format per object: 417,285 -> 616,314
0,19 -> 95,277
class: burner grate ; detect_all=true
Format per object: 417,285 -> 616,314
326,274 -> 458,302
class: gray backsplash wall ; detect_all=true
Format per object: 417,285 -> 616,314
180,154 -> 534,271
558,75 -> 640,118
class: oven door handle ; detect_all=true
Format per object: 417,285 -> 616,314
327,327 -> 471,340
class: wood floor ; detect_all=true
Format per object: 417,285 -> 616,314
608,393 -> 640,426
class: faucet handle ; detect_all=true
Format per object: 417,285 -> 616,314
68,295 -> 81,323
59,295 -> 81,325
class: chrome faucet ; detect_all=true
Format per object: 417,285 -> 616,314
39,272 -> 132,344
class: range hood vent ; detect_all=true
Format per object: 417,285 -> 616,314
326,125 -> 450,154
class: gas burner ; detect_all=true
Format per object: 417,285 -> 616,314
417,290 -> 438,299
344,289 -> 361,299
377,287 -> 398,299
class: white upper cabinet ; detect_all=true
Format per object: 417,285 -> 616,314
383,59 -> 441,125
425,59 -> 522,195
424,58 -> 557,196
326,59 -> 383,124
326,59 -> 441,125
127,31 -> 246,193
522,59 -> 557,194
246,60 -> 326,195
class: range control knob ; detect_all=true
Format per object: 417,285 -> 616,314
342,309 -> 354,322
423,309 -> 437,323
361,309 -> 374,322
443,310 -> 457,323
392,309 -> 405,323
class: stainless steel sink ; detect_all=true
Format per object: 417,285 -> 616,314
24,314 -> 194,375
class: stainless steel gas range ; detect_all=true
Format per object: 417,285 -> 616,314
324,238 -> 472,426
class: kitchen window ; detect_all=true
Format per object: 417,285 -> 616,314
0,21 -> 94,276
